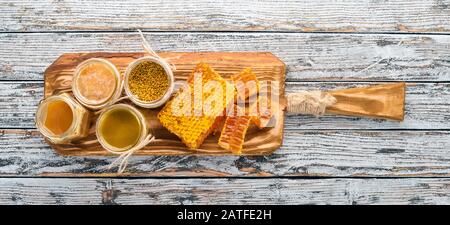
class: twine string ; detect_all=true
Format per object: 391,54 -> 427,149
108,134 -> 155,174
137,29 -> 177,71
104,30 -> 171,173
286,91 -> 337,117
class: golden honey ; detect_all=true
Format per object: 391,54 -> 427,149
35,93 -> 90,144
44,100 -> 73,135
98,107 -> 142,150
218,105 -> 251,155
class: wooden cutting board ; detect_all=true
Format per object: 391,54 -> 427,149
44,52 -> 286,156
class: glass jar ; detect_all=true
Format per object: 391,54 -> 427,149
72,58 -> 123,110
95,104 -> 152,153
124,56 -> 174,108
35,93 -> 91,144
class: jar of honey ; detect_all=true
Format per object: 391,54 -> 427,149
72,58 -> 123,110
35,93 -> 90,144
96,104 -> 152,153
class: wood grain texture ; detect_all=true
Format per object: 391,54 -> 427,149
326,83 -> 406,121
0,32 -> 449,81
0,0 -> 449,33
0,0 -> 449,205
0,178 -> 449,204
1,129 -> 450,177
2,81 -> 448,130
44,52 -> 285,156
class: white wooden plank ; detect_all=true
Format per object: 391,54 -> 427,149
1,129 -> 449,177
1,81 -> 447,130
0,0 -> 449,33
0,32 -> 449,81
0,178 -> 449,204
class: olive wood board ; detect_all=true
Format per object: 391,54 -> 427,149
43,52 -> 286,156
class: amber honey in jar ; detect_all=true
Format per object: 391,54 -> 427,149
96,104 -> 150,153
72,58 -> 122,110
35,93 -> 90,144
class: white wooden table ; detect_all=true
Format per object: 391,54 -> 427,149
0,0 -> 449,205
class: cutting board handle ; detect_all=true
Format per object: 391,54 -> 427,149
286,82 -> 406,121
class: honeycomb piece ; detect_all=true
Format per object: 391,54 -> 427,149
249,95 -> 274,128
158,63 -> 234,149
218,105 -> 251,155
211,115 -> 226,135
231,68 -> 259,101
